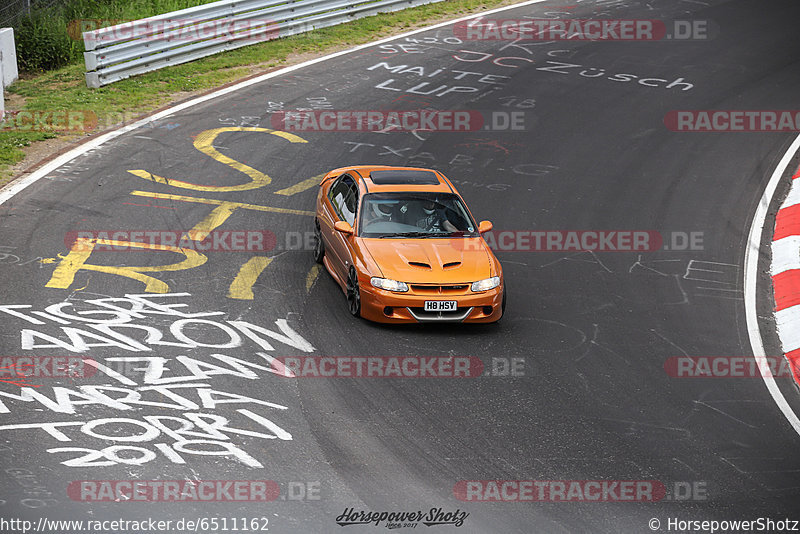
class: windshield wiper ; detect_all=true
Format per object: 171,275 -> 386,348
377,232 -> 437,238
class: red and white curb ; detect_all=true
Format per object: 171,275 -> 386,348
772,164 -> 800,384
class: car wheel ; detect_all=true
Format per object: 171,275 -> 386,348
313,221 -> 325,264
346,267 -> 361,317
495,285 -> 506,323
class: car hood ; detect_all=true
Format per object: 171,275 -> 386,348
360,237 -> 493,283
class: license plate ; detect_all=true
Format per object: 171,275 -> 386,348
424,300 -> 457,312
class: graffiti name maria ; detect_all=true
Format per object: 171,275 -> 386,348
0,353 -> 294,414
0,293 -> 315,353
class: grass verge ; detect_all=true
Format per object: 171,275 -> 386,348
0,0 -> 519,187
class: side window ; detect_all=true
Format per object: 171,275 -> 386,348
328,175 -> 358,226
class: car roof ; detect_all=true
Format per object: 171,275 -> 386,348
330,165 -> 456,194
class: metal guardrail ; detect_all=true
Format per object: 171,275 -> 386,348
83,0 -> 445,88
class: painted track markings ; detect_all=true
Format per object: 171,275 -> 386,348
744,132 -> 800,437
771,165 -> 800,384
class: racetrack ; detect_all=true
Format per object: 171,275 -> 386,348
1,0 -> 800,532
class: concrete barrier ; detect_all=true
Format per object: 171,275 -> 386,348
0,28 -> 17,87
0,28 -> 19,120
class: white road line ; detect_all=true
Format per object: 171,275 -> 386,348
744,133 -> 800,437
0,0 -> 546,206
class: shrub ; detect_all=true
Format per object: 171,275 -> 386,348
14,6 -> 82,71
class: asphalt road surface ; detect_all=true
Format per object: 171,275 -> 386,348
1,0 -> 800,532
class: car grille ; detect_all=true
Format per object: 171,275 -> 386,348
409,284 -> 469,295
407,307 -> 473,322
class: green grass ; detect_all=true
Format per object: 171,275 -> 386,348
0,0 -> 515,186
14,0 -> 223,71
0,131 -> 58,166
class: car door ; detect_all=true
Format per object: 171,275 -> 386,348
318,175 -> 340,260
324,174 -> 358,283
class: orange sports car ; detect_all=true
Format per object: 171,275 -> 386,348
313,165 -> 505,323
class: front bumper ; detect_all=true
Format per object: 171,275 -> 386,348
358,281 -> 504,323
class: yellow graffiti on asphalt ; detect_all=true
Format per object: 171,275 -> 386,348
274,173 -> 324,196
185,201 -> 242,241
305,264 -> 321,293
45,126 -> 321,299
229,256 -> 274,300
46,238 -> 207,293
130,191 -> 315,218
127,127 -> 307,192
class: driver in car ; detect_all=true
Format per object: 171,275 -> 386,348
417,200 -> 458,233
363,201 -> 395,229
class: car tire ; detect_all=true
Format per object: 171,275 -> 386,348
313,221 -> 325,264
496,285 -> 506,323
346,267 -> 361,317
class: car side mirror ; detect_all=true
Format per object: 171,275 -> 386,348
478,220 -> 493,233
334,221 -> 354,235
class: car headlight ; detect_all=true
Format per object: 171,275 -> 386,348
471,276 -> 501,292
370,277 -> 409,292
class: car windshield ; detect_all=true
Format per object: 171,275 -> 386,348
358,192 -> 479,238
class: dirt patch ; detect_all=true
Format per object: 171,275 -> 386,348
4,92 -> 26,111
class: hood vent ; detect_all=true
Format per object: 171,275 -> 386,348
408,261 -> 432,269
442,261 -> 462,269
